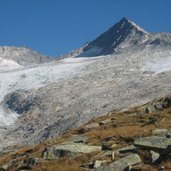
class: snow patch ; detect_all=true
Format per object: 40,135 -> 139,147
117,35 -> 122,41
0,57 -> 22,71
0,104 -> 19,126
78,46 -> 103,57
120,22 -> 125,29
112,42 -> 116,46
128,20 -> 148,34
143,56 -> 171,74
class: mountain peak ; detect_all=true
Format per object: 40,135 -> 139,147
77,17 -> 149,57
120,17 -> 130,22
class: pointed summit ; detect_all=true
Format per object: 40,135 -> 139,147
78,17 -> 149,57
119,17 -> 132,24
119,17 -> 147,33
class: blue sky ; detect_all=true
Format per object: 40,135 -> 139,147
0,0 -> 170,57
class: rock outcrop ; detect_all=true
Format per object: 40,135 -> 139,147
43,144 -> 102,160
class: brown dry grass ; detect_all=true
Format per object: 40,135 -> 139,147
0,154 -> 12,166
31,108 -> 171,171
33,159 -> 81,171
32,152 -> 99,171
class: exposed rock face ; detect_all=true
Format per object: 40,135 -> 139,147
5,91 -> 38,114
78,17 -> 149,57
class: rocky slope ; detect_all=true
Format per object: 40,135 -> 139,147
0,96 -> 171,171
0,17 -> 171,150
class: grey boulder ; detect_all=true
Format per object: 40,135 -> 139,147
96,153 -> 141,171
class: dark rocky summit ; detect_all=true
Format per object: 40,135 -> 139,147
77,17 -> 171,57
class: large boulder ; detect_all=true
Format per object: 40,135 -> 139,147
43,144 -> 102,160
96,153 -> 141,171
43,147 -> 77,160
134,136 -> 171,151
53,144 -> 102,153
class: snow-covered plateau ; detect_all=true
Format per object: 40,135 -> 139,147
0,57 -> 22,71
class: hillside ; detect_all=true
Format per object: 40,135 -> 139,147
0,96 -> 171,171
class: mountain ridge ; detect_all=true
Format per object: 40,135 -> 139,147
1,17 -> 171,60
72,17 -> 171,57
